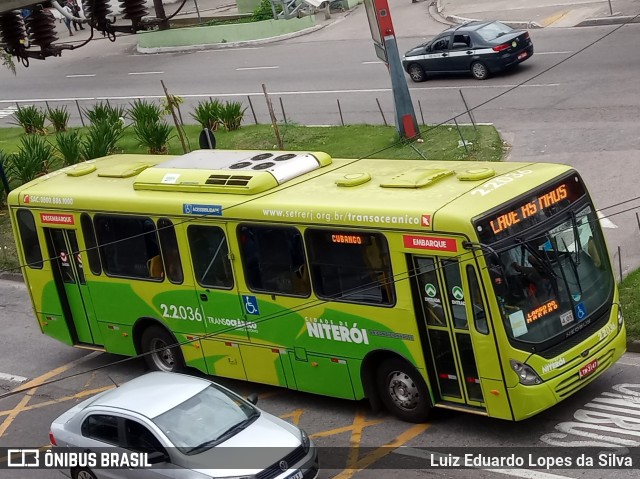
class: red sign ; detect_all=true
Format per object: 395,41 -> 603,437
403,235 -> 457,252
40,213 -> 74,225
579,359 -> 598,379
421,214 -> 431,227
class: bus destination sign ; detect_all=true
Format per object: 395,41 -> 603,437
475,176 -> 586,243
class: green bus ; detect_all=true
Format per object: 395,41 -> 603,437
7,149 -> 625,422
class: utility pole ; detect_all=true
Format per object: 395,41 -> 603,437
153,0 -> 169,30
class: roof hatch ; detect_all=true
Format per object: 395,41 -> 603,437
380,168 -> 454,189
133,150 -> 332,195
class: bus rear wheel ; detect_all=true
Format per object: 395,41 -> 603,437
376,358 -> 430,423
141,326 -> 185,373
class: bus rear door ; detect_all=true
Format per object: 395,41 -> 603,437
43,226 -> 100,345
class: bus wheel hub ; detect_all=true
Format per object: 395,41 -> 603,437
388,372 -> 418,410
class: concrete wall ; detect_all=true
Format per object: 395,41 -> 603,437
137,16 -> 316,49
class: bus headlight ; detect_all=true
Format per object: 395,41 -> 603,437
300,428 -> 310,453
509,359 -> 542,385
618,307 -> 624,330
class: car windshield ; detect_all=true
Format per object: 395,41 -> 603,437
152,384 -> 259,454
476,22 -> 513,42
489,205 -> 612,344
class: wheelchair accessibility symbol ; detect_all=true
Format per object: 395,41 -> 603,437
243,295 -> 260,315
575,302 -> 587,322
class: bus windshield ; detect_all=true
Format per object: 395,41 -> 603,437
489,205 -> 612,344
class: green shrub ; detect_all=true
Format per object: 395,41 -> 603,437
56,130 -> 83,166
191,99 -> 222,131
82,122 -> 123,160
134,120 -> 174,154
253,0 -> 280,20
47,106 -> 70,133
11,105 -> 47,135
219,101 -> 247,131
128,99 -> 163,125
84,101 -> 126,129
7,135 -> 54,185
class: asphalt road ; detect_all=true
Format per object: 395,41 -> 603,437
2,279 -> 640,479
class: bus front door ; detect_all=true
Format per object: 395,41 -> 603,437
44,228 -> 98,345
411,256 -> 485,411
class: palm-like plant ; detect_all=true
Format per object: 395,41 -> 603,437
128,99 -> 163,125
134,120 -> 174,154
7,135 -> 54,185
191,99 -> 222,130
47,106 -> 70,133
84,102 -> 126,129
219,101 -> 247,131
82,122 -> 123,160
56,131 -> 83,166
11,105 -> 47,135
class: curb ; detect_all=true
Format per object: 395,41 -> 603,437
627,340 -> 640,354
575,14 -> 640,27
0,272 -> 24,283
430,0 -> 544,29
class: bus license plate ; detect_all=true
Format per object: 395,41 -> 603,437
288,471 -> 303,479
518,52 -> 527,60
579,359 -> 598,379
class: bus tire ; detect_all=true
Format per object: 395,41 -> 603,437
376,358 -> 430,423
141,326 -> 185,373
72,468 -> 97,479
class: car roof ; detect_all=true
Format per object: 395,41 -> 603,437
88,372 -> 211,419
443,20 -> 495,33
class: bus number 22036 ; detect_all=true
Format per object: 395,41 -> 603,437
160,303 -> 203,321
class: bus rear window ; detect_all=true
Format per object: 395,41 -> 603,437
16,209 -> 43,269
305,229 -> 395,306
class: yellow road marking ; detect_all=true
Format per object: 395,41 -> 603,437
330,423 -> 430,479
346,409 -> 368,468
0,351 -> 101,438
280,408 -> 304,426
309,417 -> 384,438
542,10 -> 568,26
0,386 -> 113,418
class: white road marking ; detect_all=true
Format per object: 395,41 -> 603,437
0,106 -> 19,119
65,74 -> 96,78
597,211 -> 618,229
0,83 -> 562,104
236,66 -> 279,71
0,372 -> 28,383
393,448 -> 571,479
128,71 -> 164,75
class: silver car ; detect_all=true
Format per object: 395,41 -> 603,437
49,371 -> 319,479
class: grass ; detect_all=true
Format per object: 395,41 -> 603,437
619,270 -> 640,342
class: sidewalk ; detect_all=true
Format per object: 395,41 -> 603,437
432,0 -> 640,28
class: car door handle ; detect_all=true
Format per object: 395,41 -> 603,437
441,53 -> 448,57
466,50 -> 473,54
200,293 -> 208,301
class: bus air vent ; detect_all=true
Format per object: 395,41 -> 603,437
380,168 -> 454,189
97,162 -> 156,178
456,168 -> 496,181
66,163 -> 97,177
133,149 -> 333,195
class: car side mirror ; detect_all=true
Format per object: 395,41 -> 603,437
147,451 -> 168,465
247,393 -> 258,405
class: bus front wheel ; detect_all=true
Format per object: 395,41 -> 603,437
141,326 -> 185,373
376,358 -> 430,422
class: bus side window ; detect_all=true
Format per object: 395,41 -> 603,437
158,218 -> 183,284
16,209 -> 43,269
467,265 -> 488,334
81,213 -> 101,275
238,225 -> 310,297
187,225 -> 233,289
